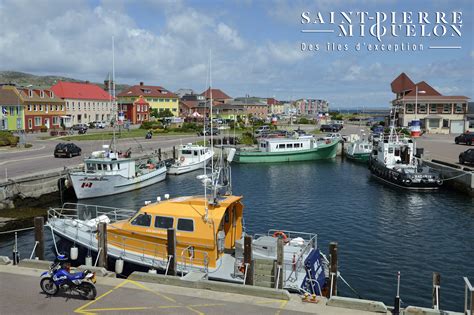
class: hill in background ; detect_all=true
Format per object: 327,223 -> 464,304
0,71 -> 128,94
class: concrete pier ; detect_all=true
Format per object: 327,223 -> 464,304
0,259 -> 465,315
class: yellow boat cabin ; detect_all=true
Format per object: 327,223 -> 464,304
107,195 -> 244,269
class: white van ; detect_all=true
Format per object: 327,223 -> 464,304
255,125 -> 270,135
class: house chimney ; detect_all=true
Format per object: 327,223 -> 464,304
140,82 -> 144,86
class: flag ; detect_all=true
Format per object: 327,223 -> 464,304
1,107 -> 7,116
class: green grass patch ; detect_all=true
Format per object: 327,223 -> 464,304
60,129 -> 195,141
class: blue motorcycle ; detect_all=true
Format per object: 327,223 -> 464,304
40,255 -> 97,300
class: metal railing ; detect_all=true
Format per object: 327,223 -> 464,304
47,203 -> 210,276
464,277 -> 473,315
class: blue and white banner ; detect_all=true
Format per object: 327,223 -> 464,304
301,249 -> 326,295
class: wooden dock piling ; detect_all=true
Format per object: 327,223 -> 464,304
167,228 -> 177,276
432,272 -> 441,310
172,146 -> 176,160
329,242 -> 338,297
158,148 -> 162,161
275,238 -> 284,289
98,222 -> 108,268
34,217 -> 44,260
244,235 -> 254,285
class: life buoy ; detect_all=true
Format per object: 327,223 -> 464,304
238,263 -> 246,274
273,231 -> 288,242
180,156 -> 185,162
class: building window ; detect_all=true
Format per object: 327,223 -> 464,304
52,116 -> 59,125
443,104 -> 451,114
27,105 -> 32,111
40,105 -> 43,111
442,119 -> 449,128
455,103 -> 463,113
418,104 -> 427,114
34,117 -> 42,126
28,90 -> 33,98
172,108 -> 177,112
429,119 -> 440,128
429,104 -> 437,113
40,90 -> 44,98
28,119 -> 32,129
9,107 -> 14,115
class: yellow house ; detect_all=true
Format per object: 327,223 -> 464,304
117,82 -> 179,117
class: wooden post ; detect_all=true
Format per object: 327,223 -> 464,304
34,217 -> 44,260
158,148 -> 162,161
244,235 -> 253,285
98,222 -> 108,268
172,146 -> 176,160
167,228 -> 177,276
432,272 -> 441,310
276,238 -> 284,289
328,242 -> 338,297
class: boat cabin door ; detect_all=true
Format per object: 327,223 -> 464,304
219,203 -> 243,251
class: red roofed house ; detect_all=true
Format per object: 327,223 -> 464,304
391,73 -> 470,134
118,95 -> 150,124
51,81 -> 113,126
117,82 -> 179,117
201,88 -> 232,104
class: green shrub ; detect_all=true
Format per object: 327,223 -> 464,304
297,117 -> 310,124
40,125 -> 48,132
239,132 -> 256,145
24,143 -> 33,148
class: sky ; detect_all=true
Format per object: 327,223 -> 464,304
0,0 -> 472,108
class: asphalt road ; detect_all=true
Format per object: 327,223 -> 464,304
0,131 -> 201,181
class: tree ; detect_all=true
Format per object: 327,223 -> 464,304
151,108 -> 174,118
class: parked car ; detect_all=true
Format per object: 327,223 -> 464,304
459,149 -> 474,164
198,128 -> 220,136
72,124 -> 88,131
331,123 -> 343,131
255,125 -> 270,136
320,133 -> 343,142
454,132 -> 474,145
320,124 -> 339,132
54,143 -> 82,158
78,127 -> 87,134
94,121 -> 105,129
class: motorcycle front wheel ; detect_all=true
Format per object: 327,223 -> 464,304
77,282 -> 97,300
40,277 -> 59,295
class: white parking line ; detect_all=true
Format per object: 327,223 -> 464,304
0,154 -> 53,166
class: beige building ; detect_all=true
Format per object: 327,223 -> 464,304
391,73 -> 470,134
51,81 -> 113,125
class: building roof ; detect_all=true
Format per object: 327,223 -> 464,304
391,72 -> 415,94
16,87 -> 64,103
0,86 -> 20,105
405,81 -> 441,96
395,95 -> 469,101
180,100 -> 199,110
134,95 -> 149,105
51,81 -> 112,100
118,83 -> 178,98
201,88 -> 231,100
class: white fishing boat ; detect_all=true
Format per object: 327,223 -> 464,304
167,143 -> 214,175
69,146 -> 167,199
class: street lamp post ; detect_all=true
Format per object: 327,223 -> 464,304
412,85 -> 426,137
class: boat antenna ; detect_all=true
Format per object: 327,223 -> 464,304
209,49 -> 214,174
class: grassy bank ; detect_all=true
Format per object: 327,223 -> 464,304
48,129 -> 195,141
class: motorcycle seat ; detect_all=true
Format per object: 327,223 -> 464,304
68,271 -> 85,280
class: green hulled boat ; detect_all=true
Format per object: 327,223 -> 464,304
344,140 -> 372,162
233,136 -> 339,163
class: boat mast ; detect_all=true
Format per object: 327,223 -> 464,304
112,36 -> 116,152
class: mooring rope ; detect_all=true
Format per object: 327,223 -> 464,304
442,171 -> 474,181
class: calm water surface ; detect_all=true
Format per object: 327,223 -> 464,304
1,158 -> 473,311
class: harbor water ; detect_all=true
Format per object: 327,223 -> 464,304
1,158 -> 473,311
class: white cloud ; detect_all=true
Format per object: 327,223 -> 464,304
217,23 -> 245,49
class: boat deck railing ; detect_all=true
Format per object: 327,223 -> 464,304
253,229 -> 318,285
48,203 -> 137,224
464,277 -> 473,315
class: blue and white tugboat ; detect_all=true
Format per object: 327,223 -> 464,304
368,116 -> 443,190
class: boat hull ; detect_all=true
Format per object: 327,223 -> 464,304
70,167 -> 167,199
167,156 -> 212,175
234,141 -> 338,163
368,158 -> 443,190
345,152 -> 370,162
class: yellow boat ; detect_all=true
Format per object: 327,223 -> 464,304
47,149 -> 327,293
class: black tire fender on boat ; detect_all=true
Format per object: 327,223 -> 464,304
436,179 -> 443,186
405,179 -> 412,186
